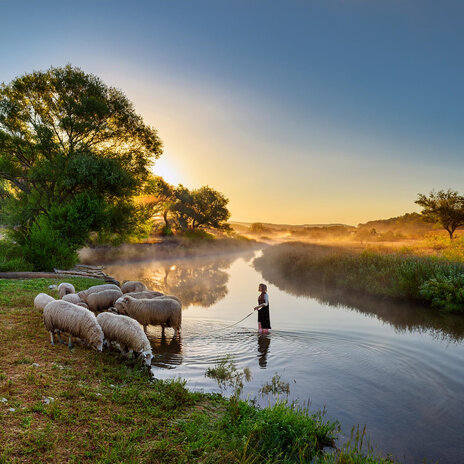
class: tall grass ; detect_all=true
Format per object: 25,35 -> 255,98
255,243 -> 464,313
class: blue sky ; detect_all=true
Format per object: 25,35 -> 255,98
1,0 -> 463,224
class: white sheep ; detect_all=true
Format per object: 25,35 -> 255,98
62,293 -> 83,304
87,289 -> 123,313
78,283 -> 121,303
34,293 -> 55,310
58,282 -> 75,298
155,295 -> 182,306
124,290 -> 164,299
43,300 -> 103,351
113,295 -> 182,337
121,281 -> 148,294
96,312 -> 153,367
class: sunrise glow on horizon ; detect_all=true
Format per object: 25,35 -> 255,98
1,1 -> 463,225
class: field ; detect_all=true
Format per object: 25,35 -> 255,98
0,278 -> 394,463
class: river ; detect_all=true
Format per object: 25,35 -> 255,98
105,249 -> 464,464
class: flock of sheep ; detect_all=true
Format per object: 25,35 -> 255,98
33,280 -> 182,367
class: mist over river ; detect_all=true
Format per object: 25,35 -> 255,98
105,250 -> 464,464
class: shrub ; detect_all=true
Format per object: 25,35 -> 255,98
419,272 -> 464,312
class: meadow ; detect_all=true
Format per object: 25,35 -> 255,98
0,278 -> 394,463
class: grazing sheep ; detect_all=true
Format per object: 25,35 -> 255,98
87,289 -> 123,313
43,300 -> 103,351
121,281 -> 148,294
78,283 -> 121,303
155,295 -> 182,306
58,283 -> 75,298
124,290 -> 164,299
34,293 -> 55,310
62,293 -> 83,304
96,312 -> 153,367
113,296 -> 182,337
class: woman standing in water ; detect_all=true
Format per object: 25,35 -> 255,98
254,283 -> 271,333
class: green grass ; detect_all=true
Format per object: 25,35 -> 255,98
255,242 -> 464,313
0,278 -> 395,463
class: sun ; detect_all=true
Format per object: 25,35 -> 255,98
152,157 -> 183,186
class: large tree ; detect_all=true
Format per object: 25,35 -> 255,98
0,65 -> 162,268
415,189 -> 464,239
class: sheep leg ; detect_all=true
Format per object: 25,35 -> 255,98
161,325 -> 165,337
143,325 -> 147,333
68,335 -> 73,349
49,331 -> 55,345
173,328 -> 178,339
55,330 -> 64,344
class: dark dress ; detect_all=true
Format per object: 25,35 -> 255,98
257,292 -> 271,329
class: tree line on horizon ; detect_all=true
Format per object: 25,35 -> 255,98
0,65 -> 230,270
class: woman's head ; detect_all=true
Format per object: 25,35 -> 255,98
258,283 -> 267,293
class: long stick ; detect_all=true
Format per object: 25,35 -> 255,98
221,311 -> 255,330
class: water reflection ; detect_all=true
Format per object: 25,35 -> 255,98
149,334 -> 183,368
257,334 -> 271,368
106,252 -> 254,308
255,260 -> 464,342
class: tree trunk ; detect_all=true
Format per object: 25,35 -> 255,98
163,210 -> 170,228
447,227 -> 454,239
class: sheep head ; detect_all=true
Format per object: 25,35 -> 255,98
140,350 -> 153,367
114,296 -> 130,315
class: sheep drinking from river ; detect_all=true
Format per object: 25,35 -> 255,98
96,312 -> 153,367
78,283 -> 121,303
34,293 -> 55,310
43,300 -> 104,351
113,295 -> 182,337
121,281 -> 148,294
87,289 -> 123,312
58,282 -> 75,298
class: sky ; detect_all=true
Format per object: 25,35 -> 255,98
1,0 -> 463,225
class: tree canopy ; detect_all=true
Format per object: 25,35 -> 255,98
415,189 -> 464,239
0,65 -> 162,269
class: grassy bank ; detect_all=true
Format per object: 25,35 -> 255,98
255,242 -> 464,313
0,278 -> 394,463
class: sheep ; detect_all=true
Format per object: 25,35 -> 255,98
124,290 -> 164,299
78,283 -> 121,303
87,289 -> 123,313
121,281 -> 148,294
113,295 -> 182,337
43,300 -> 103,351
62,293 -> 83,304
96,312 -> 153,367
34,293 -> 55,310
155,295 -> 182,306
58,282 -> 75,298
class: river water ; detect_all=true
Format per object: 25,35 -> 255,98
105,250 -> 464,464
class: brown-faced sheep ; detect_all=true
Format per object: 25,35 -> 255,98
124,290 -> 164,299
78,283 -> 121,303
113,296 -> 181,337
43,300 -> 103,351
34,293 -> 55,310
121,281 -> 148,294
96,312 -> 153,366
58,283 -> 75,298
87,289 -> 123,313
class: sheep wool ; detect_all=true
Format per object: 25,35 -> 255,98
34,293 -> 55,310
87,289 -> 123,313
114,296 -> 182,337
78,283 -> 121,303
62,293 -> 82,304
121,281 -> 148,294
155,294 -> 182,306
58,282 -> 75,298
43,300 -> 104,351
124,290 -> 164,299
96,312 -> 153,366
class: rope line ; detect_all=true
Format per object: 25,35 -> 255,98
221,311 -> 255,330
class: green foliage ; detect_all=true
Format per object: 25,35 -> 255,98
256,242 -> 464,313
416,189 -> 464,239
419,272 -> 464,312
0,65 -> 162,269
0,239 -> 32,271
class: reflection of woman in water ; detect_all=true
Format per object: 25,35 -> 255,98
258,334 -> 271,368
254,283 -> 271,333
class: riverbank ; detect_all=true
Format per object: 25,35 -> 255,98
0,278 -> 394,463
254,242 -> 464,313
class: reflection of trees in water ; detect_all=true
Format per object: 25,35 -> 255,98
107,252 -> 254,309
255,261 -> 464,343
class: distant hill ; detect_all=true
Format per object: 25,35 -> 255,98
357,212 -> 434,234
